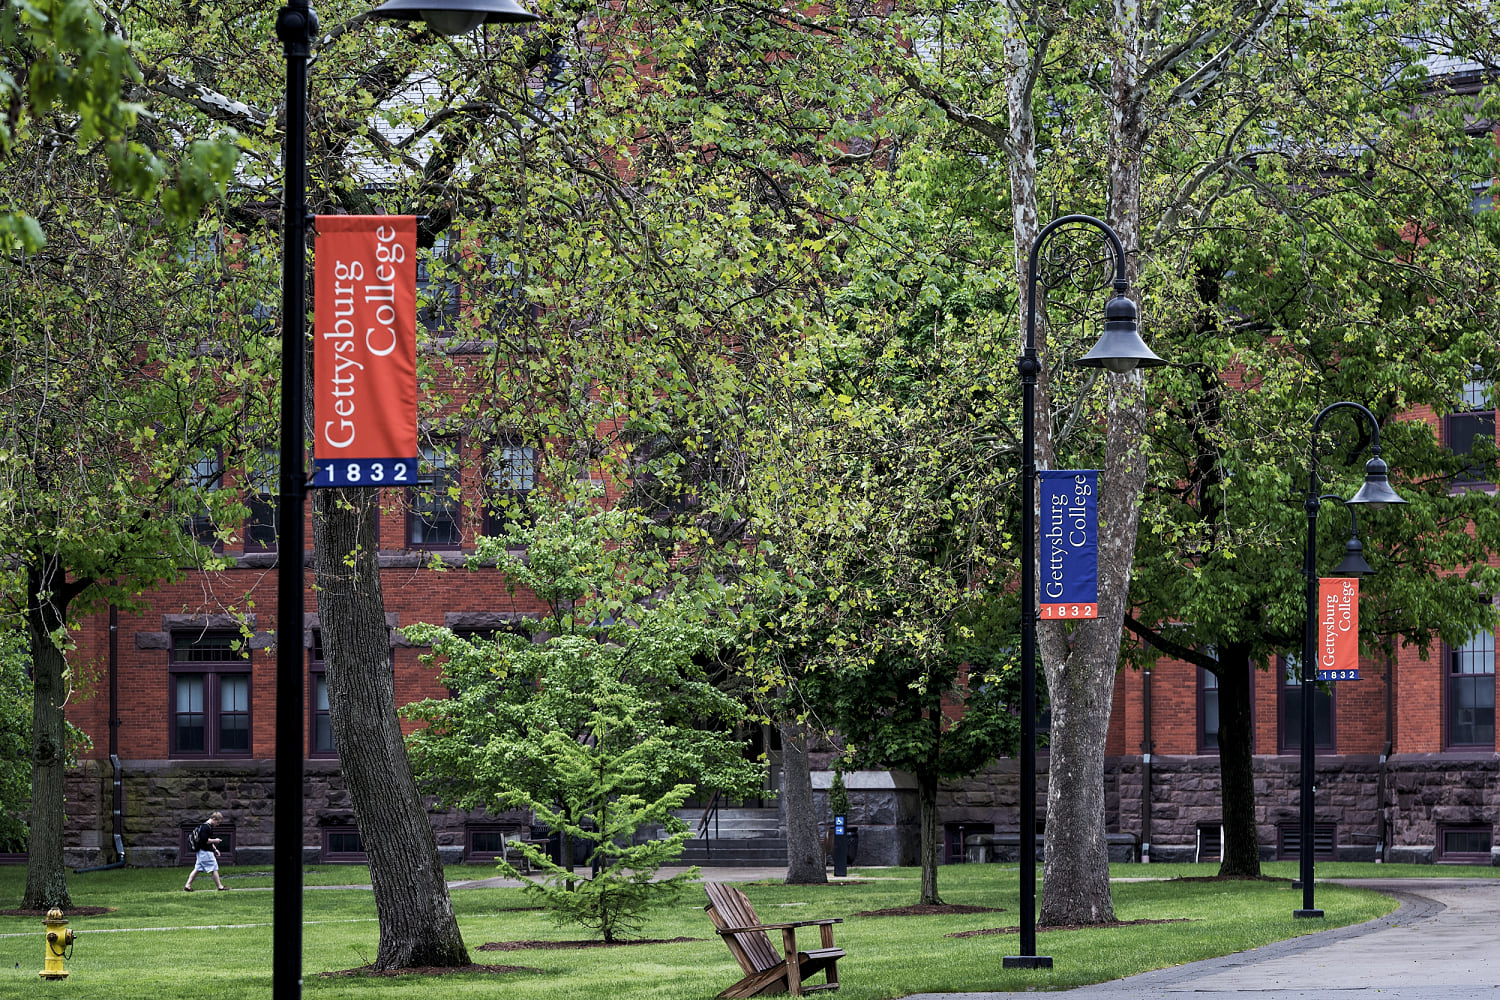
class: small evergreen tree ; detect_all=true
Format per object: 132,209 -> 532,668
404,500 -> 763,941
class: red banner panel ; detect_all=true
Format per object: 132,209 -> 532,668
1316,577 -> 1360,680
311,216 -> 419,487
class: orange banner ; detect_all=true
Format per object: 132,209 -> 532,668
312,216 -> 418,487
1317,578 -> 1359,680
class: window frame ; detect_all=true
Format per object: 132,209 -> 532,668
1444,627 -> 1496,751
1278,655 -> 1335,754
1436,824 -> 1494,864
416,231 -> 460,335
1198,667 -> 1221,754
168,633 -> 252,759
465,824 -> 523,865
308,631 -> 336,759
244,447 -> 279,553
407,437 -> 463,549
320,825 -> 367,863
482,441 -> 537,537
184,452 -> 225,553
1444,377 -> 1497,486
179,823 -> 236,865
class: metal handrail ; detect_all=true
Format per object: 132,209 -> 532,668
697,790 -> 721,858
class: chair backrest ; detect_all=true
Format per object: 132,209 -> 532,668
705,881 -> 783,974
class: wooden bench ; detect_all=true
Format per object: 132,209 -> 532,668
703,881 -> 844,998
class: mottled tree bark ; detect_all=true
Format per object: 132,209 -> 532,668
780,720 -> 827,884
22,574 -> 72,911
312,487 -> 468,970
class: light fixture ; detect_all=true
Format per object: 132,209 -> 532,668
1076,293 -> 1165,374
369,0 -> 538,35
1346,455 -> 1407,509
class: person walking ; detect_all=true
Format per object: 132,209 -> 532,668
184,811 -> 228,891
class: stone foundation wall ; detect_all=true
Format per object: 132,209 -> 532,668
62,758 -> 526,869
936,753 -> 1496,866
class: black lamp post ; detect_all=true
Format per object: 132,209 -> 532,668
272,2 -> 536,997
1003,216 -> 1163,971
1293,402 -> 1405,920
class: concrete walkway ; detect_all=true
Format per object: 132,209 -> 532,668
903,878 -> 1500,1000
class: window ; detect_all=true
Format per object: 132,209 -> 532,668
1196,824 -> 1223,863
1199,668 -> 1220,752
943,822 -> 992,865
408,438 -> 461,547
1278,822 -> 1335,860
1279,655 -> 1333,752
184,454 -> 224,552
416,232 -> 460,334
1446,377 -> 1496,484
321,825 -> 367,863
309,632 -> 335,758
170,633 -> 251,757
245,448 -> 278,552
180,823 -> 236,865
465,825 -> 522,864
1436,825 -> 1494,864
483,442 -> 536,536
1447,627 -> 1496,749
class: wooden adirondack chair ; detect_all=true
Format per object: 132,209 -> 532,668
703,881 -> 844,998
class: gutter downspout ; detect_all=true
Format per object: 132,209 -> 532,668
1141,667 -> 1153,863
76,606 -> 126,873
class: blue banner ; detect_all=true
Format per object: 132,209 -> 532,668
1040,470 -> 1098,620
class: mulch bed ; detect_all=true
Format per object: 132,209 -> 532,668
745,880 -> 874,887
479,936 -> 703,951
946,917 -> 1191,938
855,903 -> 1005,918
320,963 -> 541,978
0,906 -> 114,917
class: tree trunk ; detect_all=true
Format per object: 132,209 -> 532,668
312,487 -> 468,970
917,769 -> 942,905
22,579 -> 71,911
1216,646 -> 1261,877
780,720 -> 827,884
1038,642 -> 1115,925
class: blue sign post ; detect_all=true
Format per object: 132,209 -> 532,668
1039,470 -> 1099,619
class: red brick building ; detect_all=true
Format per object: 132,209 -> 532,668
36,372 -> 1500,872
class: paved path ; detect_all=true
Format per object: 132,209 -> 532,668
903,878 -> 1500,1000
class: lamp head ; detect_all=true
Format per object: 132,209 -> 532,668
1346,455 -> 1407,509
369,0 -> 539,35
1076,294 -> 1165,374
1332,535 -> 1374,576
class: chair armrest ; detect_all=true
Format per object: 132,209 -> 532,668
716,918 -> 843,933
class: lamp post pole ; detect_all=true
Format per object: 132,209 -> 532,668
273,3 -> 314,996
272,2 -> 536,996
1004,215 -> 1161,970
1295,401 -> 1405,919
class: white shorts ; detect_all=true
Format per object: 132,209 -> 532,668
193,849 -> 219,873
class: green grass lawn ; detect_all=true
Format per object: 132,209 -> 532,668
0,861 -> 1418,999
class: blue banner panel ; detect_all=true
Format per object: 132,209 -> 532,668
1317,668 -> 1360,681
1040,470 -> 1098,620
311,457 -> 417,487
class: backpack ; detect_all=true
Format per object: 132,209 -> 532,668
192,823 -> 213,851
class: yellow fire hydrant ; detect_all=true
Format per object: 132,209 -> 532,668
39,907 -> 75,980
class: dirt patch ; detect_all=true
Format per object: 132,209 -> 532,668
0,906 -> 115,917
320,963 -> 540,978
744,880 -> 874,887
479,936 -> 704,951
946,917 -> 1192,938
855,903 -> 1005,918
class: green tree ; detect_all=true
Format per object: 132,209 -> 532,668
0,0 -> 236,250
403,500 -> 763,941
